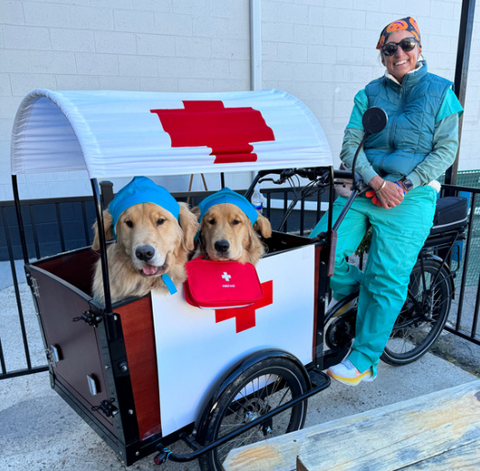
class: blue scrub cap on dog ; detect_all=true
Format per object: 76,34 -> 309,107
108,176 -> 180,240
197,187 -> 259,225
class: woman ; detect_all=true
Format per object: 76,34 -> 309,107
310,17 -> 463,386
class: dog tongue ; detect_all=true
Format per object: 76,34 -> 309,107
143,264 -> 158,276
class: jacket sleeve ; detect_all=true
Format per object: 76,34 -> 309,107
406,89 -> 463,187
406,112 -> 460,188
340,127 -> 378,185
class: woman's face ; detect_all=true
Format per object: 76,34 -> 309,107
382,30 -> 422,83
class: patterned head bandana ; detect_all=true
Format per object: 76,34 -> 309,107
376,17 -> 421,50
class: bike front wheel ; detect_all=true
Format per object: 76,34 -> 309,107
197,357 -> 308,471
381,259 -> 451,366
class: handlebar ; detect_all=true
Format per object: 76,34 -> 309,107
333,169 -> 365,189
257,167 -> 330,185
256,167 -> 364,188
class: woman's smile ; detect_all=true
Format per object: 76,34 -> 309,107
383,30 -> 421,83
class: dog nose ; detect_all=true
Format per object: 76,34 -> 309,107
214,240 -> 230,253
135,245 -> 155,262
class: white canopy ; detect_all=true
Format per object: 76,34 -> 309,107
11,88 -> 332,179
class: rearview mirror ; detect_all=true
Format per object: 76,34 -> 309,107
362,107 -> 388,136
349,107 -> 388,193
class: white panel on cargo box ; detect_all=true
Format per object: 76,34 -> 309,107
152,244 -> 316,437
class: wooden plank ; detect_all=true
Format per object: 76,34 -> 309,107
223,380 -> 480,471
401,440 -> 480,470
297,440 -> 480,471
222,407 -> 373,471
298,440 -> 480,471
296,380 -> 480,471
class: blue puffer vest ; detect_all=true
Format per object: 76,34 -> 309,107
364,61 -> 452,181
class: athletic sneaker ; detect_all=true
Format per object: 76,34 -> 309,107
327,359 -> 376,386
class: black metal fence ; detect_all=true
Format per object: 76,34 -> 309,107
0,196 -> 97,379
440,184 -> 480,346
1,183 -> 479,380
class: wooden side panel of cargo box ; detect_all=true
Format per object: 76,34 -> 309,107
116,296 -> 161,440
35,247 -> 98,296
29,265 -> 117,435
34,248 -> 161,441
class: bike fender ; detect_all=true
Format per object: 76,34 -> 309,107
418,254 -> 455,295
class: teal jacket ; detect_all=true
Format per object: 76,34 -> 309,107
364,63 -> 451,182
341,61 -> 463,188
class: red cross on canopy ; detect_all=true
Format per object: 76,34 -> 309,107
215,280 -> 273,333
150,101 -> 275,164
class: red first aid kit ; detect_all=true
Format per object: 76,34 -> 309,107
184,257 -> 263,309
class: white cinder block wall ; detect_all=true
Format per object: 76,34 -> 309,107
1,0 -> 477,200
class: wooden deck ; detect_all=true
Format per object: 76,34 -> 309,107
223,379 -> 480,471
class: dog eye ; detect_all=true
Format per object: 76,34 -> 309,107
208,218 -> 215,225
156,218 -> 165,226
231,219 -> 240,225
125,220 -> 133,228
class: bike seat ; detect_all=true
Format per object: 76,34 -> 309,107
429,196 -> 468,235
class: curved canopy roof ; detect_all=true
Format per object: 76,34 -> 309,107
11,88 -> 332,179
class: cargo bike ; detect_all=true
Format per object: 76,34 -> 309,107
10,89 -> 467,470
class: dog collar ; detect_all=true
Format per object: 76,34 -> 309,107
162,273 -> 177,295
197,187 -> 259,225
108,176 -> 180,240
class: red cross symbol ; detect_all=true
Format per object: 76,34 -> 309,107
150,101 -> 275,164
215,280 -> 273,333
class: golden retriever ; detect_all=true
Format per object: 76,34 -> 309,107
193,202 -> 272,265
92,202 -> 198,304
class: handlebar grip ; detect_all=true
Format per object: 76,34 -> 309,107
333,170 -> 365,186
257,169 -> 287,178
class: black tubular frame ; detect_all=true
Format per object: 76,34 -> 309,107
154,370 -> 330,464
445,0 -> 476,185
91,178 -> 113,315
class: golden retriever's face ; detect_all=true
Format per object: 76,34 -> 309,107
115,202 -> 183,278
197,203 -> 271,264
92,201 -> 198,303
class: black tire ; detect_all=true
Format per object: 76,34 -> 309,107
197,357 -> 308,471
381,259 -> 451,366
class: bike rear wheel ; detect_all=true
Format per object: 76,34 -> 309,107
381,259 -> 451,366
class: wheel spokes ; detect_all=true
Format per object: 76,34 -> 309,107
216,375 -> 295,461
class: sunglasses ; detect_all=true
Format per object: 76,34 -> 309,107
382,37 -> 418,56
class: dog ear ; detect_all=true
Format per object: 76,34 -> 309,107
191,206 -> 201,219
179,203 -> 199,252
92,210 -> 114,250
254,213 -> 272,239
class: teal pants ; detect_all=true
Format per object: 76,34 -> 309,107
311,186 -> 437,376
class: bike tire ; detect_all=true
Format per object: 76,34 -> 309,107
381,259 -> 451,366
197,357 -> 308,471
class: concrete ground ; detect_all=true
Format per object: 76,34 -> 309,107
1,353 -> 477,471
1,269 -> 479,471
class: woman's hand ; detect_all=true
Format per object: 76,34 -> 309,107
368,176 -> 404,209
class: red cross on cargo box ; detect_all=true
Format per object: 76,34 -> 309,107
215,280 -> 273,333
